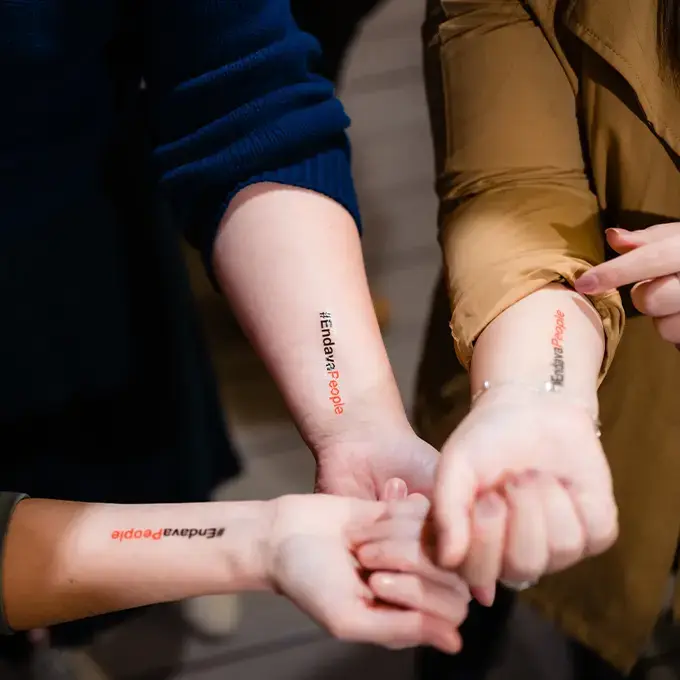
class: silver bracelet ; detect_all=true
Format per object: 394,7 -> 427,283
471,380 -> 601,437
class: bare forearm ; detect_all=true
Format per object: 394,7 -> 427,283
213,184 -> 409,449
470,283 -> 604,412
3,498 -> 272,631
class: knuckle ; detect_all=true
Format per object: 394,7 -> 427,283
451,598 -> 469,625
550,543 -> 584,571
503,556 -> 544,583
356,544 -> 384,569
587,521 -> 619,556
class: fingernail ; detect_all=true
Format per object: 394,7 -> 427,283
474,584 -> 496,607
605,228 -> 629,237
375,573 -> 395,588
574,273 -> 600,294
382,478 -> 408,501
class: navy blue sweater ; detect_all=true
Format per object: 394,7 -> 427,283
0,0 -> 360,420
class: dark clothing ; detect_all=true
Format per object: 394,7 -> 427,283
292,0 -> 385,82
0,0 -> 360,649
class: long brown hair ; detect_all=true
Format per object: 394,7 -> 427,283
658,0 -> 680,82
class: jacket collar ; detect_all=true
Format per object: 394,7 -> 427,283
557,0 -> 680,156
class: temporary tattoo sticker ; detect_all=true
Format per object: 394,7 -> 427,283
111,527 -> 225,542
550,310 -> 565,387
320,312 -> 344,415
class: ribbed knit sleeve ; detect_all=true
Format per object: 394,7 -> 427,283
142,0 -> 361,266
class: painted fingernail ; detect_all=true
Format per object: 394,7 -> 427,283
575,273 -> 600,294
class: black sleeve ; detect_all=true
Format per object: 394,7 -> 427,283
0,493 -> 29,635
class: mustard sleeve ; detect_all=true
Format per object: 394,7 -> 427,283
423,0 -> 624,380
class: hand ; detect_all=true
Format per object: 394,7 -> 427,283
314,424 -> 440,501
575,224 -> 680,345
265,494 -> 466,652
431,387 -> 618,598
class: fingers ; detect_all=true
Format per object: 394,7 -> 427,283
575,231 -> 680,294
535,474 -> 585,572
654,312 -> 680,344
356,538 -> 469,594
501,474 -> 549,584
458,492 -> 507,606
328,605 -> 462,654
314,566 -> 462,653
433,453 -> 478,568
368,571 -> 469,628
566,481 -> 619,557
607,224 -> 680,252
631,275 -> 680,317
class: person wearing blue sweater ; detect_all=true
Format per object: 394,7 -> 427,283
0,0 -> 455,676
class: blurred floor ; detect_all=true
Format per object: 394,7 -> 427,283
83,1 -> 441,678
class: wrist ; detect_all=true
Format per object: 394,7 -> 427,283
301,387 -> 412,456
216,500 -> 278,593
471,381 -> 600,434
471,380 -> 599,415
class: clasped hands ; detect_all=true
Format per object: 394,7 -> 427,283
278,219 -> 680,652
292,387 -> 619,654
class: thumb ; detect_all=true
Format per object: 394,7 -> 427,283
433,451 -> 478,569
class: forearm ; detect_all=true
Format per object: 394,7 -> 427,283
3,498 -> 272,631
213,183 -> 409,449
470,283 -> 604,413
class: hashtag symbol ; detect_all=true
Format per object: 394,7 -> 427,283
319,312 -> 331,319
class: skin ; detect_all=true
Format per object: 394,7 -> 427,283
576,225 -> 680,345
372,285 -> 618,603
3,492 -> 469,653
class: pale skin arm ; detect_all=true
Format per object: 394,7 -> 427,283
433,283 -> 616,595
2,496 -> 471,653
470,282 -> 604,410
3,498 -> 272,631
212,184 -> 410,451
